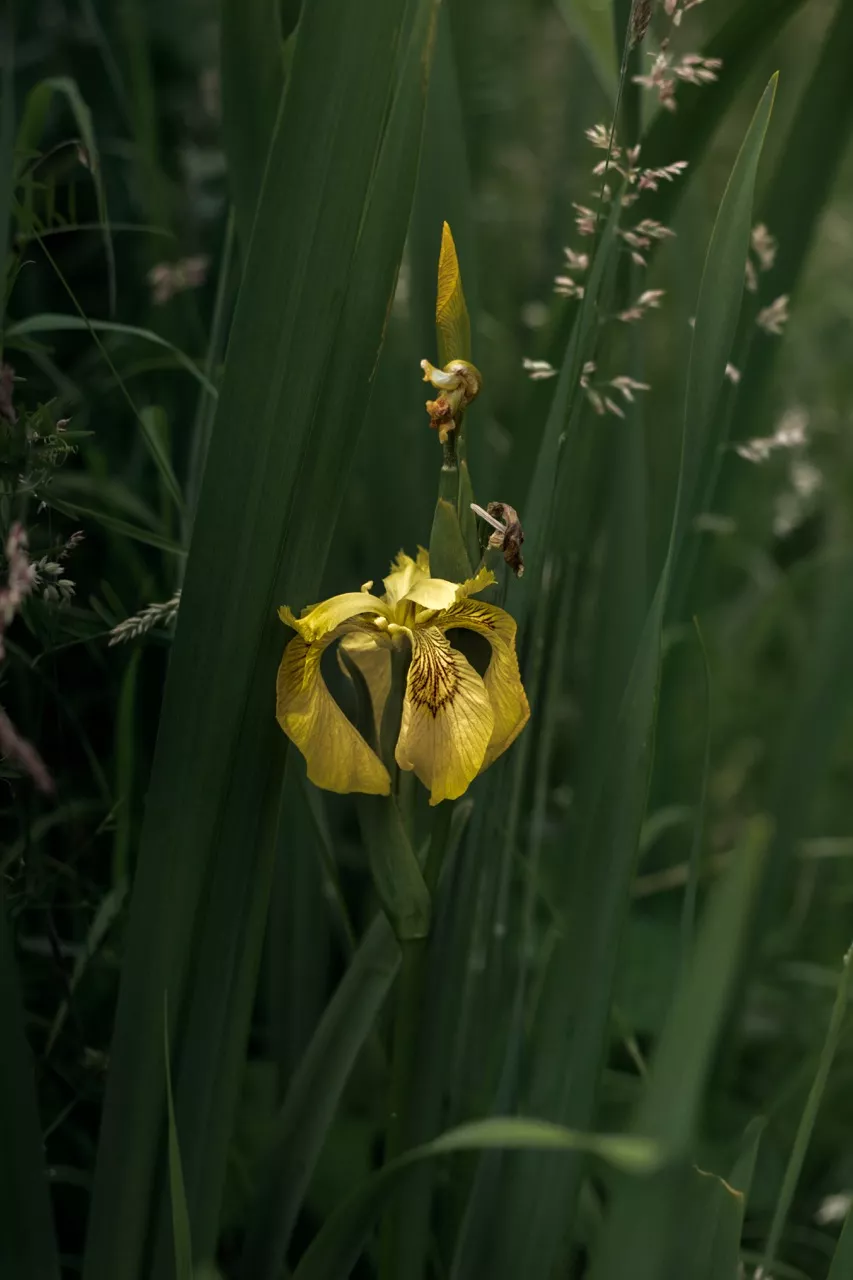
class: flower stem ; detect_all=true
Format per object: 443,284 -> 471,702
379,801 -> 453,1280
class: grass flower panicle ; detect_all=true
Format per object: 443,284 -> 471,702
0,523 -> 53,792
736,407 -> 808,464
756,294 -> 790,335
147,255 -> 210,305
0,523 -> 36,652
522,357 -> 558,381
108,591 -> 182,645
634,49 -> 722,111
618,288 -> 666,322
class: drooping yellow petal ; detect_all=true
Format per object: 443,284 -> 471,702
436,221 -> 471,367
436,598 -> 530,769
337,630 -> 392,744
276,625 -> 390,796
395,625 -> 493,805
280,590 -> 388,644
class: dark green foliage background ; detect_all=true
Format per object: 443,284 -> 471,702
3,1 -> 853,1278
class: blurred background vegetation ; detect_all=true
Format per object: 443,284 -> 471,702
3,0 -> 853,1277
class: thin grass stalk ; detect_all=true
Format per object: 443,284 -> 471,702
760,944 -> 853,1277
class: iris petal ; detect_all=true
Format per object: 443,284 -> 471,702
276,626 -> 390,795
436,598 -> 530,768
279,590 -> 389,644
395,625 -> 493,805
337,631 -> 392,744
276,595 -> 391,795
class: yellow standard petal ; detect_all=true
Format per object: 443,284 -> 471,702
435,597 -> 530,769
404,575 -> 458,611
276,597 -> 390,796
395,625 -> 494,805
405,562 -> 495,614
382,551 -> 424,609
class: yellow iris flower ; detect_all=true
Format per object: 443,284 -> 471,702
276,549 -> 529,805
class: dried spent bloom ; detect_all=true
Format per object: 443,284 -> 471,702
420,359 -> 482,445
276,551 -> 529,805
756,294 -> 790,336
522,358 -> 558,381
109,591 -> 182,645
148,255 -> 210,306
471,502 -> 525,578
